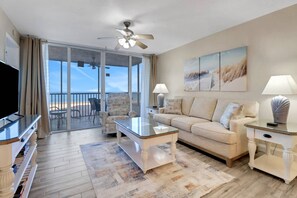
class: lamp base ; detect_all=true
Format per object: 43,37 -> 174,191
271,95 -> 290,124
157,93 -> 165,108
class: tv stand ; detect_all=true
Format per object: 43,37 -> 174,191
0,114 -> 41,198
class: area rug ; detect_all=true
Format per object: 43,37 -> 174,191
80,141 -> 234,198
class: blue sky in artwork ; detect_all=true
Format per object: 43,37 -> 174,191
49,60 -> 140,93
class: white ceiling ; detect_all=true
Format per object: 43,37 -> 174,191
1,0 -> 297,55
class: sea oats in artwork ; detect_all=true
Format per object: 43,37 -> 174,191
184,57 -> 200,91
220,46 -> 247,91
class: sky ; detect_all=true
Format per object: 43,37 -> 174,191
49,60 -> 141,93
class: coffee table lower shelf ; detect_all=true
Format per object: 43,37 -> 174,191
118,140 -> 175,173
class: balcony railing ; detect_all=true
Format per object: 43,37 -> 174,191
49,92 -> 141,119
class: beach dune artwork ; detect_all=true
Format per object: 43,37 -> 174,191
199,52 -> 220,91
184,46 -> 247,92
220,46 -> 247,91
184,57 -> 200,91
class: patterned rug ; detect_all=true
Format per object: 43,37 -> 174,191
80,141 -> 234,198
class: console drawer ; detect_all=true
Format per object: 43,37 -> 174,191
255,130 -> 279,144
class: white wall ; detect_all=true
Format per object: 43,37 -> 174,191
157,4 -> 297,123
0,7 -> 20,64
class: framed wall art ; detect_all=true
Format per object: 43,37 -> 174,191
220,46 -> 247,91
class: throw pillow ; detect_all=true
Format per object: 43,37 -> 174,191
220,102 -> 243,129
164,99 -> 182,115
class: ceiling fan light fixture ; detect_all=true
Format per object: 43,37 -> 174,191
123,41 -> 130,49
128,39 -> 136,47
118,38 -> 126,46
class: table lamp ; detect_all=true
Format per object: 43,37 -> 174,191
153,84 -> 169,108
262,75 -> 297,124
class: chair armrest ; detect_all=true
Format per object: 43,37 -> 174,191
230,117 -> 258,133
129,111 -> 137,117
159,107 -> 165,113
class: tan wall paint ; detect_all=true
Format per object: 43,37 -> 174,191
0,7 -> 20,62
157,4 -> 297,123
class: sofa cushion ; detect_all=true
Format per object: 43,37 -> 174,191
106,115 -> 129,124
191,122 -> 237,144
164,99 -> 182,114
189,97 -> 217,120
220,102 -> 243,129
212,99 -> 259,122
153,114 -> 185,125
171,116 -> 209,132
181,97 -> 194,115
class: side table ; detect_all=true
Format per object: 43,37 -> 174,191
245,120 -> 297,184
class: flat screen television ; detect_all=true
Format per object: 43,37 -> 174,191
0,61 -> 19,120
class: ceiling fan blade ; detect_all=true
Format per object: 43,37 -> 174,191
135,40 -> 148,49
116,29 -> 127,36
133,34 -> 154,40
115,43 -> 121,50
97,36 -> 118,40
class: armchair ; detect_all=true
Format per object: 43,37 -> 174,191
100,93 -> 137,134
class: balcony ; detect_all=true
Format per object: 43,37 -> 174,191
49,92 -> 140,132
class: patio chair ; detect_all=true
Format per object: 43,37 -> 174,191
88,98 -> 100,123
100,93 -> 137,134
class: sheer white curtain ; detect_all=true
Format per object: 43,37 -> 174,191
42,43 -> 50,110
141,56 -> 151,118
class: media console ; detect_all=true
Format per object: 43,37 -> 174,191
0,115 -> 41,198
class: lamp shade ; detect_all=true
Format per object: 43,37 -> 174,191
262,75 -> 297,95
153,84 -> 169,94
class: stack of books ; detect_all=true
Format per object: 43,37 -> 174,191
14,165 -> 31,198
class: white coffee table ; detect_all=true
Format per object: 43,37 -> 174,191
115,117 -> 179,173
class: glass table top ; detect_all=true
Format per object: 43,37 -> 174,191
0,115 -> 41,144
114,117 -> 178,138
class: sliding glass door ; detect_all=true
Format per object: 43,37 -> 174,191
70,48 -> 101,130
48,46 -> 68,131
132,57 -> 142,116
48,45 -> 143,132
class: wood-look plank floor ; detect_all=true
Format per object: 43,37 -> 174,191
30,128 -> 297,198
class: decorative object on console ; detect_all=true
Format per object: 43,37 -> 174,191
262,75 -> 297,124
153,83 -> 169,108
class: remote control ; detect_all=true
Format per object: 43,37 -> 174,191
267,122 -> 278,127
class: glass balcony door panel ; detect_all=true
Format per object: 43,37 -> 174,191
132,57 -> 142,116
70,48 -> 101,130
105,53 -> 129,107
48,46 -> 68,132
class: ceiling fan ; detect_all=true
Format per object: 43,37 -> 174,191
97,21 -> 154,50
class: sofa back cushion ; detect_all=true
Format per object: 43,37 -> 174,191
212,99 -> 259,122
181,97 -> 194,115
189,97 -> 217,120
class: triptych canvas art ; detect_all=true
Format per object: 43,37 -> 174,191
184,46 -> 247,92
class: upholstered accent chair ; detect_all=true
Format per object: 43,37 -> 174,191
100,93 -> 137,134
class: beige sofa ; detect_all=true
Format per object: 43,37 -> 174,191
153,97 -> 259,167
